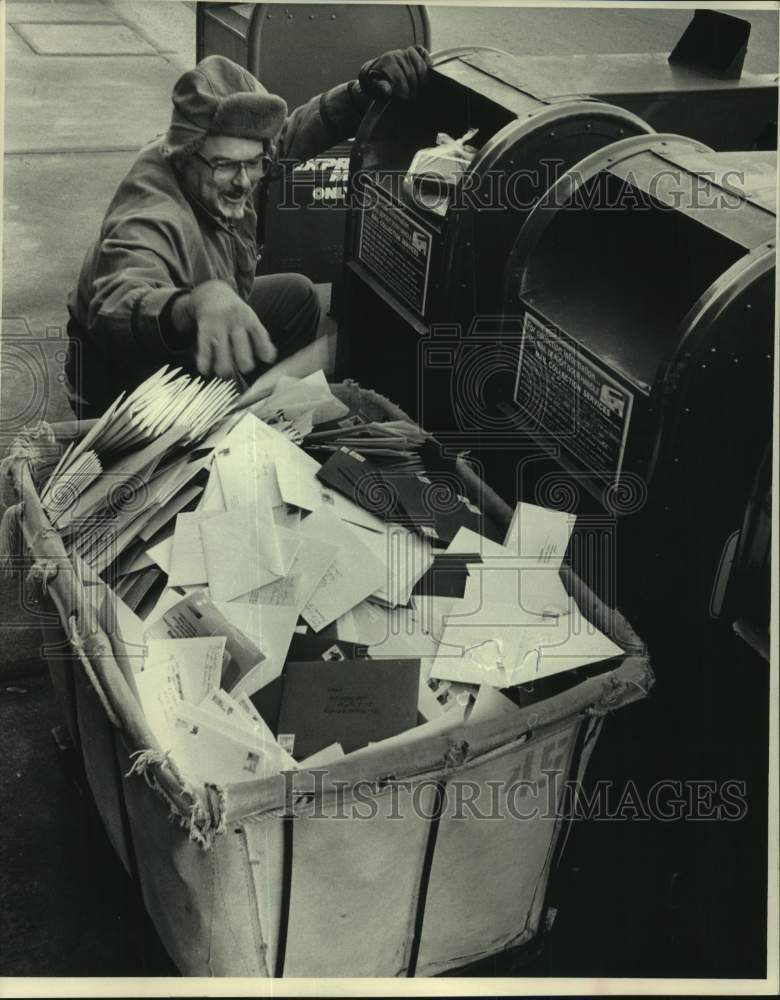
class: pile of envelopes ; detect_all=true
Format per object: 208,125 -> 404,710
46,369 -> 625,794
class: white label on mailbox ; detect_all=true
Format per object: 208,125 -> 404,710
514,312 -> 634,483
357,179 -> 433,315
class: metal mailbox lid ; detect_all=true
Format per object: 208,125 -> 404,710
434,49 -> 551,114
665,149 -> 778,214
607,145 -> 776,251
461,49 -> 777,100
455,49 -> 777,152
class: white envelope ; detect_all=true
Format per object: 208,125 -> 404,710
196,461 -> 226,514
199,687 -> 273,742
215,601 -> 301,693
410,594 -> 459,644
143,585 -> 206,630
146,533 -> 174,575
446,526 -> 572,617
504,500 -> 576,564
299,742 -> 346,768
431,602 -> 623,688
517,607 -> 625,684
200,507 -> 300,601
168,702 -> 296,787
349,522 -> 434,607
463,558 -> 572,618
167,510 -> 221,587
299,508 -> 387,632
467,685 -> 523,726
234,690 -> 279,739
135,675 -> 180,749
178,698 -> 295,767
215,435 -> 282,511
318,486 -> 387,534
142,636 -> 225,705
430,601 -> 560,688
239,535 -> 338,612
446,526 -> 507,558
275,456 -> 324,512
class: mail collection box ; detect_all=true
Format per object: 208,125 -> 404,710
337,47 -> 653,424
502,137 -> 776,624
3,384 -> 652,978
720,441 -> 772,658
493,51 -> 776,152
471,9 -> 778,153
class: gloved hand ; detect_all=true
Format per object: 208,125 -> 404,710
171,279 -> 277,380
358,45 -> 432,101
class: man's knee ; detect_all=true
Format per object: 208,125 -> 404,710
286,272 -> 318,307
285,273 -> 320,335
251,272 -> 320,329
248,272 -> 321,363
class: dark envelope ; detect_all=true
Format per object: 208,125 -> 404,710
250,676 -> 284,734
412,553 -> 481,599
277,658 -> 420,759
287,633 -> 369,663
307,411 -> 369,436
253,637 -> 369,736
316,446 -> 504,544
316,447 -> 404,521
389,472 -> 484,544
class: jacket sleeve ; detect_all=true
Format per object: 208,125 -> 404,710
275,81 -> 371,168
85,213 -> 194,369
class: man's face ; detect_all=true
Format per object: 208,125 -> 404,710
181,135 -> 268,221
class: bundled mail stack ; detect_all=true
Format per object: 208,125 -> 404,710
43,367 -> 624,796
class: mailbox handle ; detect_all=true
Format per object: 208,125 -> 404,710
668,8 -> 751,81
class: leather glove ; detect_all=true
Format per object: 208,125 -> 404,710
358,45 -> 432,101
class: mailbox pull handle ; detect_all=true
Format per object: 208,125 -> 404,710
668,8 -> 751,81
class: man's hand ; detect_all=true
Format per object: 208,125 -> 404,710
358,45 -> 432,102
171,279 -> 277,380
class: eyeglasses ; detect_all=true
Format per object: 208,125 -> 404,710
194,151 -> 273,184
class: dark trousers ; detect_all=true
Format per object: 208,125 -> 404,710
246,272 -> 321,377
67,273 -> 321,420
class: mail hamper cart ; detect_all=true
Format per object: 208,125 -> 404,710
1,384 -> 652,977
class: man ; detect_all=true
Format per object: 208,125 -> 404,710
66,47 -> 431,416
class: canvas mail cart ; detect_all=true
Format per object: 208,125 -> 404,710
337,47 -> 653,429
2,386 -> 652,978
503,137 -> 776,625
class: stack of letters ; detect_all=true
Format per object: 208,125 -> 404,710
44,368 -> 624,794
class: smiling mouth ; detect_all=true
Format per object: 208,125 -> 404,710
221,190 -> 247,204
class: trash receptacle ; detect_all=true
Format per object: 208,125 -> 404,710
503,135 -> 775,623
337,46 -> 654,424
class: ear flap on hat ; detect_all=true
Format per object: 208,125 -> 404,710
210,91 -> 287,143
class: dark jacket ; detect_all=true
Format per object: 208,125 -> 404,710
67,82 -> 366,413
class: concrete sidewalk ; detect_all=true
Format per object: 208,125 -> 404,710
2,0 -> 195,408
0,4 -> 195,975
1,0 -> 196,671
